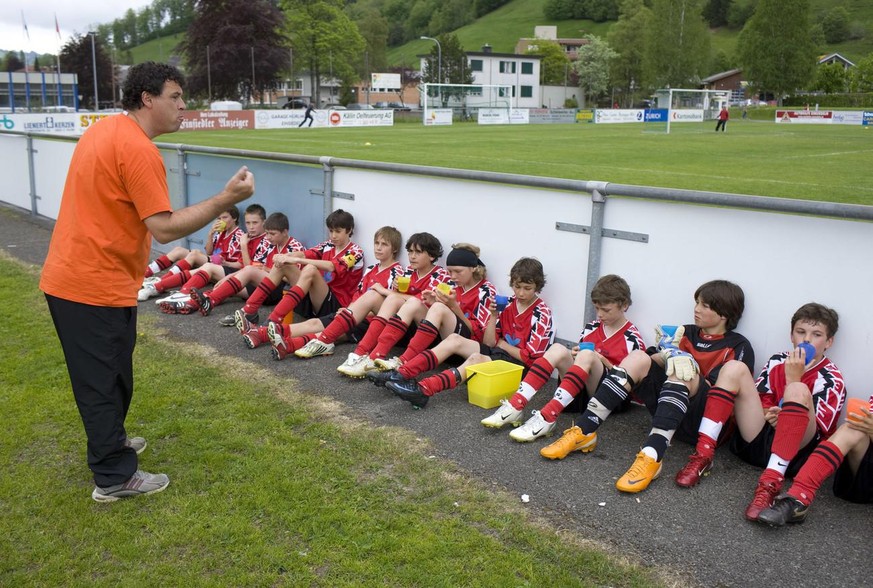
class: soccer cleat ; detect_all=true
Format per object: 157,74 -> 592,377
745,478 -> 783,521
159,299 -> 196,314
218,314 -> 236,327
142,276 -> 161,287
540,426 -> 598,460
387,379 -> 429,409
616,452 -> 662,493
155,291 -> 188,306
509,410 -> 557,442
242,327 -> 266,349
675,452 -> 714,488
757,494 -> 809,527
337,356 -> 377,378
336,353 -> 365,376
123,436 -> 147,455
374,356 -> 402,371
234,308 -> 259,335
189,288 -> 213,316
91,470 -> 170,503
295,339 -> 335,359
481,399 -> 523,429
137,283 -> 159,301
367,370 -> 409,388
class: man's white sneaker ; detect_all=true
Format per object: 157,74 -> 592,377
91,470 -> 169,503
509,410 -> 557,442
337,354 -> 376,378
481,399 -> 523,428
374,356 -> 402,371
295,339 -> 335,359
155,291 -> 188,305
137,283 -> 159,301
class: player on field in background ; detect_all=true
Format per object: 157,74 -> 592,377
758,395 -> 872,527
540,280 -> 754,494
244,226 -> 403,356
676,303 -> 845,522
385,257 -> 554,410
482,274 -> 645,442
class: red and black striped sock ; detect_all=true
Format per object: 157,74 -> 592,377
181,269 -> 211,294
398,350 -> 438,379
787,440 -> 843,506
318,308 -> 356,344
417,368 -> 459,397
354,316 -> 388,356
370,315 -> 409,359
243,277 -> 277,316
208,276 -> 243,306
399,320 -> 440,363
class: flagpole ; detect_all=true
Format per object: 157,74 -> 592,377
56,14 -> 63,107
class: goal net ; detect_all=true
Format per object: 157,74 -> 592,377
420,83 -> 513,125
649,88 -> 730,134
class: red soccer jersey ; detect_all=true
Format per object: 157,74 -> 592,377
398,265 -> 451,300
304,240 -> 365,307
264,236 -> 305,269
353,261 -> 403,303
496,296 -> 555,366
214,227 -> 244,263
756,352 -> 846,437
579,319 -> 645,366
249,234 -> 270,265
456,279 -> 497,342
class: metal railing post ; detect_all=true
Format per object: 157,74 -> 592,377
584,184 -> 608,323
320,156 -> 334,241
26,135 -> 39,216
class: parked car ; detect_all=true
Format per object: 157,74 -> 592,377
346,104 -> 375,110
388,102 -> 411,112
280,97 -> 309,110
323,103 -> 347,110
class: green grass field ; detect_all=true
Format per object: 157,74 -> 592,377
162,117 -> 873,206
0,255 -> 667,586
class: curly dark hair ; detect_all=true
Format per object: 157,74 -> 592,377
121,62 -> 186,111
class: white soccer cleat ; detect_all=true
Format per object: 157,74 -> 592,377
374,356 -> 402,371
142,276 -> 161,287
481,399 -> 523,429
155,291 -> 188,305
509,410 -> 557,442
337,354 -> 377,378
137,283 -> 159,301
295,339 -> 335,359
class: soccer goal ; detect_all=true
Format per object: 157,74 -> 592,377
651,88 -> 730,134
419,83 -> 513,125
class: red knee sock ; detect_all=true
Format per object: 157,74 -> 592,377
508,357 -> 554,410
181,269 -> 211,294
540,365 -> 588,423
175,259 -> 192,272
354,316 -> 388,356
243,277 -> 277,316
398,350 -> 439,379
770,401 -> 810,464
417,368 -> 459,397
787,440 -> 844,505
287,333 -> 316,352
156,270 -> 189,293
370,315 -> 409,360
399,320 -> 440,363
268,285 -> 305,323
318,308 -> 356,344
208,276 -> 243,306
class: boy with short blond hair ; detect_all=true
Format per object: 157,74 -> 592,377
482,274 -> 645,442
677,302 -> 845,522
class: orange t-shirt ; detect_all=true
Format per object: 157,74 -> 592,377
40,113 -> 172,307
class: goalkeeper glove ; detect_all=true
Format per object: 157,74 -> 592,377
655,324 -> 685,350
661,347 -> 699,382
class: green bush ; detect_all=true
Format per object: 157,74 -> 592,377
783,93 -> 873,108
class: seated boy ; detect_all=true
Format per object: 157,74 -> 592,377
241,226 -> 403,356
385,258 -> 554,410
230,209 -> 363,329
482,274 -> 645,442
540,279 -> 754,494
758,396 -> 871,527
147,204 -> 266,304
676,303 -> 845,522
161,212 -> 302,314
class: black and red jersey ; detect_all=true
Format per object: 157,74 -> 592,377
398,265 -> 451,299
756,352 -> 846,437
213,227 -> 244,263
303,240 -> 365,307
676,324 -> 755,384
455,279 -> 497,342
249,234 -> 270,265
353,261 -> 403,303
496,297 -> 555,366
264,236 -> 305,269
579,319 -> 645,366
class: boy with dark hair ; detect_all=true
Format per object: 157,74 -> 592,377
541,279 -> 754,494
677,302 -> 845,522
229,208 -> 363,329
758,396 -> 871,527
482,274 -> 645,442
160,212 -> 303,314
386,257 -> 554,410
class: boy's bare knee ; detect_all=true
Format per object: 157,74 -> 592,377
783,382 -> 812,406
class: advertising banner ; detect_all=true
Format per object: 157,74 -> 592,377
0,112 -> 114,136
644,109 -> 669,122
254,109 -> 308,129
509,109 -> 530,125
864,112 -> 873,126
424,109 -> 453,126
478,108 -> 509,125
529,109 -> 577,124
180,110 -> 255,131
830,111 -> 864,126
775,110 -> 833,124
328,110 -> 394,127
576,109 -> 594,122
594,109 -> 644,124
670,109 -> 704,122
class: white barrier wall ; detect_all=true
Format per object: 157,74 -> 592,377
3,133 -> 872,404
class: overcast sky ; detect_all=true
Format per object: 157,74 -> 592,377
2,2 -> 152,55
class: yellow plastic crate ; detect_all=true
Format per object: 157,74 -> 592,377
466,360 -> 523,409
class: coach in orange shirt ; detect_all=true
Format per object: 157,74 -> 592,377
40,62 -> 255,502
